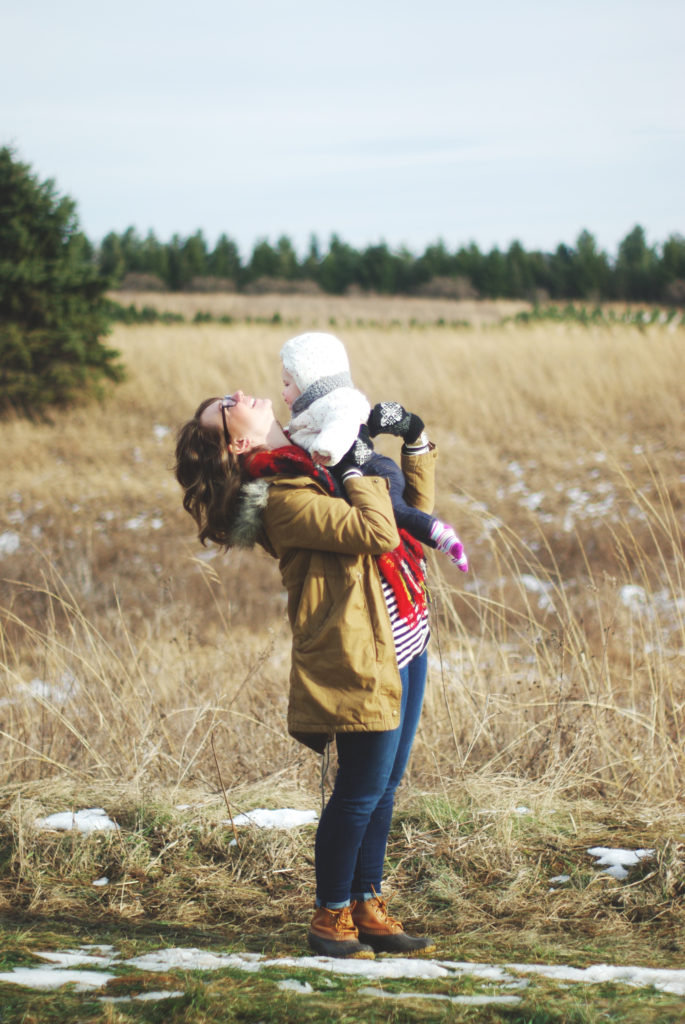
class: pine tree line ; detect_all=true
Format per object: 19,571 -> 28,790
97,226 -> 685,304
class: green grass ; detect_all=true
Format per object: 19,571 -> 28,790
0,789 -> 683,1022
1,922 -> 684,1024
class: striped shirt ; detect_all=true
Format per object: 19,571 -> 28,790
381,576 -> 430,669
381,432 -> 432,669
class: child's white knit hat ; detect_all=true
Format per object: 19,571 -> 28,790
280,332 -> 350,392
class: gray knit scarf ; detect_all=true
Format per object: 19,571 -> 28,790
291,372 -> 353,415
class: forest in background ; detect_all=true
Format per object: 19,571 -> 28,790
95,224 -> 685,304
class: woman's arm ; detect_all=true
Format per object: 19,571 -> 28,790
401,443 -> 437,514
368,401 -> 438,514
263,475 -> 400,556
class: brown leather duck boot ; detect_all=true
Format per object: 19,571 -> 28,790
307,905 -> 375,959
351,893 -> 436,954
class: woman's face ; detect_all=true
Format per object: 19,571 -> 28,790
200,392 -> 275,449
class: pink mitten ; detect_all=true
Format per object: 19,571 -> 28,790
430,521 -> 469,572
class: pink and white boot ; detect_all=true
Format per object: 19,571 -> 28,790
430,521 -> 469,572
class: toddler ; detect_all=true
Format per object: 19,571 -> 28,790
280,332 -> 468,571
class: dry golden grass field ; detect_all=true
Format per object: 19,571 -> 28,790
1,296 -> 684,1022
1,294 -> 682,805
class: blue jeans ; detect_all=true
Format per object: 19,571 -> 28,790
314,647 -> 428,907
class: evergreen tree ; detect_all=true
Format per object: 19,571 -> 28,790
302,234 -> 321,281
140,230 -> 170,283
659,233 -> 685,303
359,242 -> 398,292
615,225 -> 659,301
119,226 -> 145,271
209,234 -> 242,282
0,147 -> 123,415
275,235 -> 299,279
480,247 -> 508,297
248,238 -> 280,281
318,235 -> 362,294
99,231 -> 126,285
183,230 -> 209,280
571,230 -> 610,299
166,234 -> 190,290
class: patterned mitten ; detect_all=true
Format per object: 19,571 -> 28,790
368,402 -> 425,444
430,520 -> 469,572
337,424 -> 375,481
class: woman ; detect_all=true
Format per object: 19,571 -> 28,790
175,390 -> 437,959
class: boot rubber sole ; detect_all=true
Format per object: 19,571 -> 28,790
307,932 -> 375,959
357,931 -> 436,955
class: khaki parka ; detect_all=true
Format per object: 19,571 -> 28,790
247,446 -> 437,751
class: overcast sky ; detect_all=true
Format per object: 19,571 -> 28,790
3,0 -> 684,258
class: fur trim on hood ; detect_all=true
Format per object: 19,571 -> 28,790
227,478 -> 270,549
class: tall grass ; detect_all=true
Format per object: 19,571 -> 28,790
0,304 -> 683,805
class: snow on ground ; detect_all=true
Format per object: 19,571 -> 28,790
34,808 -> 119,833
587,846 -> 655,880
229,808 -> 318,828
0,530 -> 20,555
30,806 -> 657,888
2,946 -> 684,1002
9,809 -> 674,1004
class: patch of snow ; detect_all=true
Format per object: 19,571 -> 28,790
127,948 -> 245,973
587,847 -> 654,880
620,585 -> 650,615
27,672 -> 78,704
278,979 -> 314,993
125,515 -> 147,530
136,990 -> 184,1001
34,808 -> 119,833
229,808 -> 318,829
480,514 -> 503,535
520,574 -> 555,611
0,530 -> 20,555
507,961 -> 685,996
123,951 -> 685,996
92,877 -> 109,887
195,548 -> 218,561
153,424 -> 170,441
6,945 -> 685,1000
359,987 -> 520,1005
0,967 -> 113,991
550,875 -> 570,884
100,989 -> 183,1004
37,950 -> 116,967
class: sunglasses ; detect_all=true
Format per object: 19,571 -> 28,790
220,394 -> 238,447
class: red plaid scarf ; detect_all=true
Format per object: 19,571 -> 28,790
243,446 -> 428,626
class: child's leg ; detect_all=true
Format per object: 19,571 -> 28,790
363,454 -> 436,546
364,454 -> 469,572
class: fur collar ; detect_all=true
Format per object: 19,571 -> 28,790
227,478 -> 270,549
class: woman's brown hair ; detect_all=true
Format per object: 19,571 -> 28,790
174,398 -> 245,547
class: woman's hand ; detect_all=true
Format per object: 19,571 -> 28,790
368,402 -> 424,444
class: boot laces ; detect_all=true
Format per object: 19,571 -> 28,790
370,887 -> 402,928
334,905 -> 355,934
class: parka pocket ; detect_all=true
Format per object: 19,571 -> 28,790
292,568 -> 336,646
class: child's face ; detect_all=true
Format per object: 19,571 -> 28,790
281,366 -> 301,409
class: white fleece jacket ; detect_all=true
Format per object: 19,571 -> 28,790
287,387 -> 371,466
